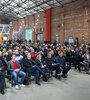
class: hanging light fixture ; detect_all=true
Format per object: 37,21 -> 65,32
37,14 -> 40,17
36,23 -> 38,25
37,19 -> 39,21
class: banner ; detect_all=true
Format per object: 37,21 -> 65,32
25,29 -> 32,42
68,36 -> 74,44
18,30 -> 24,40
12,32 -> 18,41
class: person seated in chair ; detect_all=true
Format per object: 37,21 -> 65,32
8,54 -> 26,89
84,50 -> 90,65
0,56 -> 6,95
55,51 -> 71,78
36,50 -> 50,77
83,50 -> 90,74
36,50 -> 45,68
30,48 -> 37,61
23,53 -> 47,85
15,50 -> 23,66
45,53 -> 60,79
0,61 -> 5,95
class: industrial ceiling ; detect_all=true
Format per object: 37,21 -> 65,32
0,0 -> 77,22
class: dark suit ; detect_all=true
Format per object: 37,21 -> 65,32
55,56 -> 71,76
23,58 -> 45,83
45,56 -> 60,78
84,54 -> 90,62
83,54 -> 90,72
0,60 -> 5,93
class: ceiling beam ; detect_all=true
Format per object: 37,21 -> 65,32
56,0 -> 64,7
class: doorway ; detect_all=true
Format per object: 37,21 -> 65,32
56,35 -> 60,43
25,29 -> 32,42
36,33 -> 43,43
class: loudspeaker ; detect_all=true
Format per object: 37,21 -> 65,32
75,37 -> 79,46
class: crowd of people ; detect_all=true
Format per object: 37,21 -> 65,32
0,39 -> 90,95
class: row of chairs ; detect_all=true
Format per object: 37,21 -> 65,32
6,65 -> 52,87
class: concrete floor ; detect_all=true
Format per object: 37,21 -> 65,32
0,70 -> 90,100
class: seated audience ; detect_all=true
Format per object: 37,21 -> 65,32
83,50 -> 90,74
36,50 -> 44,68
55,51 -> 71,78
0,56 -> 6,95
0,39 -> 89,95
23,53 -> 47,85
15,50 -> 23,65
30,48 -> 37,60
8,54 -> 26,89
84,50 -> 90,65
45,53 -> 60,78
6,49 -> 13,61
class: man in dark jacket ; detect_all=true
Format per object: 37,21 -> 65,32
55,51 -> 71,78
23,53 -> 47,85
45,53 -> 60,79
0,60 -> 6,95
83,50 -> 90,73
6,49 -> 13,61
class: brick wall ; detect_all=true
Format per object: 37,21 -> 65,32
0,19 -> 8,24
0,20 -> 5,24
10,0 -> 90,44
51,0 -> 90,44
10,12 -> 46,42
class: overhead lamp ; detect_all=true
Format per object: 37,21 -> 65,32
22,21 -> 24,23
37,14 -> 40,17
37,19 -> 39,21
61,24 -> 64,26
33,29 -> 34,32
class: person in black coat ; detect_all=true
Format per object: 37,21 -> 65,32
66,48 -> 72,65
64,39 -> 68,47
36,50 -> 45,68
23,53 -> 47,85
6,49 -> 13,62
0,59 -> 6,95
45,53 -> 60,78
36,50 -> 50,76
74,50 -> 84,71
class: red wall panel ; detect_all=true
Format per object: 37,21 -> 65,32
46,9 -> 51,41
